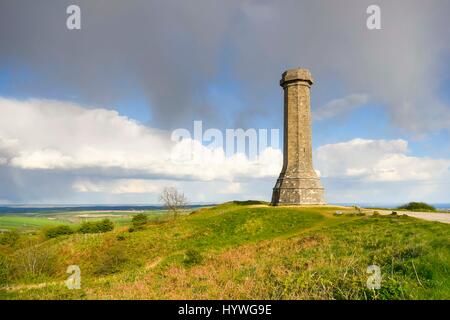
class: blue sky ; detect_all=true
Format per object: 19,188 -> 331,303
0,0 -> 449,205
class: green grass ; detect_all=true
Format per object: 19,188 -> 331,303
0,210 -> 169,231
0,203 -> 449,300
0,216 -> 66,231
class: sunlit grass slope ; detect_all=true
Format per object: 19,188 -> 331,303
1,202 -> 449,300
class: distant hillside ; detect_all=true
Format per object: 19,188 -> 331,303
1,202 -> 449,300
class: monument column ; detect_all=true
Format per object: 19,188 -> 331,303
271,68 -> 325,205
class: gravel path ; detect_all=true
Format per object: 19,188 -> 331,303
369,209 -> 450,224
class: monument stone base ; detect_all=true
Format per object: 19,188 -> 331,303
271,176 -> 325,205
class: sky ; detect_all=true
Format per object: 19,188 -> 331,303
0,0 -> 449,205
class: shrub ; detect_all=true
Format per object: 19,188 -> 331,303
78,221 -> 97,234
116,233 -> 128,241
183,249 -> 203,267
131,213 -> 148,230
0,253 -> 9,286
78,219 -> 114,234
0,230 -> 20,246
10,241 -> 57,279
94,245 -> 128,275
45,225 -> 74,239
398,202 -> 435,212
96,219 -> 114,232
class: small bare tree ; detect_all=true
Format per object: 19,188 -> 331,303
159,187 -> 188,219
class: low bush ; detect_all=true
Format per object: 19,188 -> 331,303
0,230 -> 20,246
79,219 -> 114,234
131,213 -> 148,231
0,253 -> 9,286
398,202 -> 435,212
10,241 -> 57,280
116,233 -> 128,241
45,225 -> 74,239
183,249 -> 203,267
94,245 -> 129,275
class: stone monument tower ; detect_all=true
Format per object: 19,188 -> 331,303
271,68 -> 325,205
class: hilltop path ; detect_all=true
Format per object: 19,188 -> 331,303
366,209 -> 450,224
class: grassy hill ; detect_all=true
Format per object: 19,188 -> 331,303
0,202 -> 449,300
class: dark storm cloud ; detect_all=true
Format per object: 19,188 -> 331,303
0,0 -> 236,129
0,166 -> 75,203
1,0 -> 450,132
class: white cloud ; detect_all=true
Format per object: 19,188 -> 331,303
71,177 -> 269,204
222,182 -> 242,194
73,179 -> 163,194
0,97 -> 282,182
316,138 -> 450,182
313,94 -> 369,121
0,97 -> 448,204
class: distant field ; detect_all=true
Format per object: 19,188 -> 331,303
0,210 -> 170,231
0,216 -> 66,231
